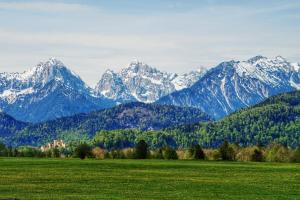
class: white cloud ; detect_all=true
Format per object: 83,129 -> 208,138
0,1 -> 299,86
0,2 -> 93,13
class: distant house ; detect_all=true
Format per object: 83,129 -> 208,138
40,140 -> 66,152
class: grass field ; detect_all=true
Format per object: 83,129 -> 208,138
0,158 -> 300,199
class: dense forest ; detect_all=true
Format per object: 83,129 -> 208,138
0,102 -> 210,146
93,91 -> 300,149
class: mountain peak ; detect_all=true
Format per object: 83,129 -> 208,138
128,60 -> 150,71
247,55 -> 267,63
274,55 -> 286,62
130,58 -> 142,65
36,57 -> 65,69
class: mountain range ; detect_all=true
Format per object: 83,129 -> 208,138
0,59 -> 205,122
95,60 -> 205,103
0,55 -> 299,122
158,55 -> 300,119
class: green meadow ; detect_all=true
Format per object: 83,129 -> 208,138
0,158 -> 300,199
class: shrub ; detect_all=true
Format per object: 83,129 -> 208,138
235,146 -> 264,162
12,148 -> 19,157
251,148 -> 264,162
204,149 -> 220,160
188,144 -> 205,160
219,141 -> 235,161
75,143 -> 92,160
151,148 -> 164,159
110,149 -> 125,159
163,146 -> 178,160
104,151 -> 111,159
0,142 -> 8,157
265,143 -> 291,162
134,140 -> 148,159
17,147 -> 43,157
176,149 -> 187,160
291,147 -> 300,163
92,147 -> 106,159
51,148 -> 60,158
45,150 -> 52,158
122,148 -> 135,159
236,147 -> 254,162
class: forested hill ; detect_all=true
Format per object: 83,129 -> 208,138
185,90 -> 300,147
93,91 -> 300,150
3,91 -> 300,148
5,102 -> 211,146
0,113 -> 28,138
197,91 -> 300,146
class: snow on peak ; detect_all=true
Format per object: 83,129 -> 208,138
172,68 -> 207,90
247,55 -> 267,63
291,63 -> 300,72
275,55 -> 286,62
104,69 -> 115,75
0,58 -> 88,105
19,58 -> 72,85
230,55 -> 300,86
125,60 -> 161,75
96,62 -> 206,103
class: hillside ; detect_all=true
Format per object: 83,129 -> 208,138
2,103 -> 211,146
201,90 -> 300,147
93,91 -> 300,149
0,113 -> 28,139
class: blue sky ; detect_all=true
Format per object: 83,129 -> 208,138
0,0 -> 300,86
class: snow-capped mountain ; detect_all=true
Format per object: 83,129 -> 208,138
157,56 -> 300,119
171,68 -> 206,90
2,55 -> 299,123
0,58 -> 115,122
95,61 -> 206,103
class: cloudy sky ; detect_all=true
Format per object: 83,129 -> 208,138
0,0 -> 300,86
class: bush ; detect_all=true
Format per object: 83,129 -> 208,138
134,140 -> 148,159
0,142 -> 7,157
151,148 -> 164,159
251,148 -> 264,162
176,149 -> 187,160
122,148 -> 135,159
75,143 -> 92,159
110,149 -> 125,159
17,147 -> 44,157
291,147 -> 300,163
236,146 -> 264,162
163,147 -> 178,160
203,149 -> 217,160
236,147 -> 254,162
265,143 -> 291,162
51,148 -> 60,158
219,141 -> 235,161
189,144 -> 205,160
45,150 -> 52,158
92,147 -> 106,159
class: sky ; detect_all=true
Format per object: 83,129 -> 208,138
0,0 -> 300,86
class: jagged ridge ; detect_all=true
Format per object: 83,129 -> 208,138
157,55 -> 300,119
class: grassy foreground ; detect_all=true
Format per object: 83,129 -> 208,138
0,158 -> 300,199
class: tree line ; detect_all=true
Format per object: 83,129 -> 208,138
1,140 -> 300,163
